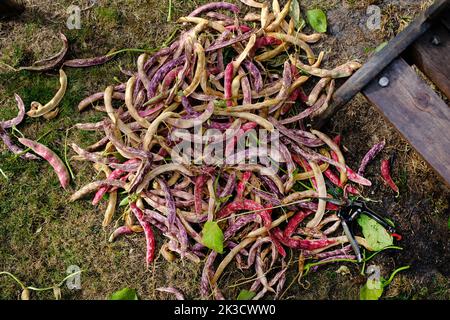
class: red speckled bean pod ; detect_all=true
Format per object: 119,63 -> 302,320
64,55 -> 113,68
279,142 -> 295,192
246,237 -> 272,268
162,67 -> 183,89
130,203 -> 156,267
272,228 -> 336,251
358,141 -> 385,176
344,184 -> 360,196
92,169 -> 126,205
0,125 -> 40,160
194,175 -> 208,215
280,88 -> 299,115
225,25 -> 252,32
254,36 -> 282,50
18,138 -> 70,189
219,171 -> 236,198
217,199 -> 272,229
294,155 -> 317,189
92,160 -> 139,205
239,69 -> 252,105
346,166 -> 371,186
18,33 -> 68,72
242,60 -> 263,92
201,251 -> 218,298
224,214 -> 257,240
298,201 -> 340,212
188,2 -> 240,17
381,159 -> 399,193
1,94 -> 25,129
323,167 -> 340,186
283,210 -> 313,238
147,56 -> 186,98
270,235 -> 287,257
224,62 -> 234,107
273,118 -> 326,149
324,165 -> 360,196
255,248 -> 273,293
206,31 -> 254,53
108,226 -> 134,242
236,171 -> 252,198
269,61 -> 292,113
278,95 -> 327,125
225,121 -> 257,156
157,178 -> 178,229
259,175 -> 283,199
310,245 -> 352,259
206,12 -> 234,25
330,151 -> 372,186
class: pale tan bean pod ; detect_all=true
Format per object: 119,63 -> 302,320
305,161 -> 327,228
311,129 -> 347,185
125,76 -> 151,128
27,69 -> 67,118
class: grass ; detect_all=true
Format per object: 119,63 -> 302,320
0,45 -> 25,68
95,7 -> 121,27
1,0 -> 449,301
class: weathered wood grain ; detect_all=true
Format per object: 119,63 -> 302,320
407,21 -> 450,98
315,0 -> 449,127
363,58 -> 450,185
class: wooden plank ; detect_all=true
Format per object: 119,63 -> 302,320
407,22 -> 450,98
441,5 -> 450,29
315,0 -> 449,127
362,57 -> 450,185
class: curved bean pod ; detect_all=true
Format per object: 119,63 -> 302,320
19,138 -> 70,189
1,94 -> 25,128
0,125 -> 40,160
27,69 -> 67,118
131,203 -> 156,267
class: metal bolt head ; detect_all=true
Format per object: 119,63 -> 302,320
431,35 -> 441,46
379,76 -> 389,87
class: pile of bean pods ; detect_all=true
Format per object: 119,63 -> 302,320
1,1 -> 392,300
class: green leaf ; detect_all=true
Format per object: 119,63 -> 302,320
237,290 -> 256,300
360,279 -> 384,300
306,9 -> 327,33
119,196 -> 129,207
357,214 -> 393,251
360,266 -> 409,300
202,221 -> 224,254
289,0 -> 305,30
448,216 -> 450,231
109,288 -> 138,300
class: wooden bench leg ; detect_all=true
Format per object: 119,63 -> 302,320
406,17 -> 450,98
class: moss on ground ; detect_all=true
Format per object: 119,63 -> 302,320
1,0 -> 448,300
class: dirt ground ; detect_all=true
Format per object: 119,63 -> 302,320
0,0 -> 448,300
